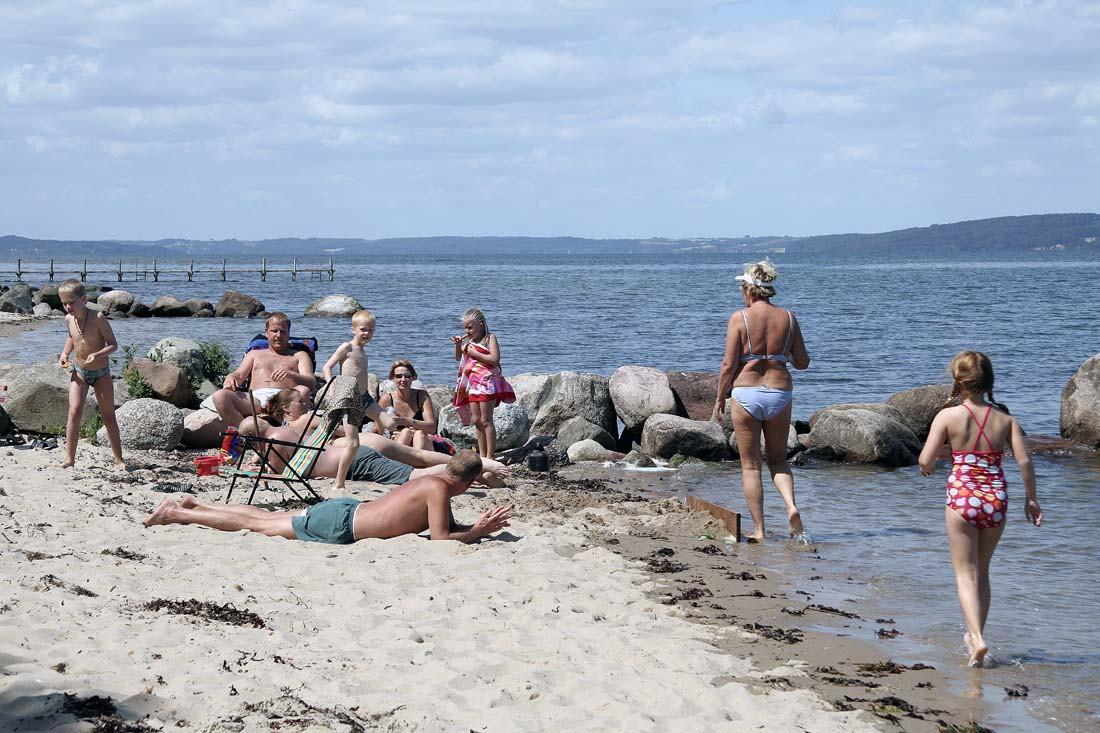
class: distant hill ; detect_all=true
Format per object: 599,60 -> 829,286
2,213 -> 1098,259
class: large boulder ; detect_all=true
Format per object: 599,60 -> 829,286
425,384 -> 454,417
510,373 -> 553,418
885,384 -> 953,440
609,366 -> 677,433
151,296 -> 191,318
556,416 -> 616,450
304,294 -> 363,317
33,283 -> 62,309
183,299 -> 215,316
147,338 -> 204,382
666,371 -> 722,422
808,407 -> 921,466
529,371 -> 616,437
808,402 -> 906,429
640,413 -> 728,461
438,401 -> 530,451
567,439 -> 616,463
97,398 -> 184,450
182,408 -> 228,449
128,358 -> 192,407
215,291 -> 265,318
1061,354 -> 1100,448
0,284 -> 34,314
98,290 -> 135,314
128,301 -> 153,318
5,361 -> 100,432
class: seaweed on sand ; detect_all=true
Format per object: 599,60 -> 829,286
61,694 -> 156,733
143,599 -> 266,628
741,622 -> 804,644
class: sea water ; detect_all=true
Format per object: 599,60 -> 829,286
2,252 -> 1098,730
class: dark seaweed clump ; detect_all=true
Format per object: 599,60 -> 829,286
143,599 -> 266,628
647,558 -> 688,574
62,694 -> 155,733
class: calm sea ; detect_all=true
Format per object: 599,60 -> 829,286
2,252 -> 1098,731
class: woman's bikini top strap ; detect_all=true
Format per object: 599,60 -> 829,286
739,308 -> 792,363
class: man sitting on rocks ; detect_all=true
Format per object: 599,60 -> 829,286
211,312 -> 316,425
143,450 -> 512,545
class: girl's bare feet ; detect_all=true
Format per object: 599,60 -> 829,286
61,460 -> 75,469
143,498 -> 179,527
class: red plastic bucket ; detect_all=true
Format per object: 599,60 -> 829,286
193,455 -> 222,477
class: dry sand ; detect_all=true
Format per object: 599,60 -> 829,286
0,442 -> 987,731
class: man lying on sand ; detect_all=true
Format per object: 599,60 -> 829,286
210,312 -> 317,425
144,450 -> 512,544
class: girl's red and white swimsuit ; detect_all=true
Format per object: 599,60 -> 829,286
946,405 -> 1008,529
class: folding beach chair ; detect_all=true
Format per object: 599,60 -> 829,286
221,380 -> 337,505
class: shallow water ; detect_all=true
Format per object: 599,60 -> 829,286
2,252 -> 1098,729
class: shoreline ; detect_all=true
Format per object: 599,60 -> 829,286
0,312 -> 59,341
0,441 -> 1014,731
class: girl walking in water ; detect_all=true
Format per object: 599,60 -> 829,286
919,351 -> 1042,668
452,308 -> 515,459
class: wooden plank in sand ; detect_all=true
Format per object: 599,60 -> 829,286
685,496 -> 741,542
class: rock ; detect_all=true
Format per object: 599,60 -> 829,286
151,296 -> 192,318
128,358 -> 192,407
556,416 -> 617,450
183,299 -> 215,316
885,384 -> 953,440
641,414 -> 728,461
182,409 -> 228,449
787,424 -> 802,453
808,408 -> 921,466
809,403 -> 906,429
623,449 -> 656,468
0,284 -> 33,314
147,338 -> 204,382
1061,354 -> 1100,447
567,439 -> 615,463
33,283 -> 61,309
97,398 -> 184,450
666,371 -> 722,422
510,373 -> 553,418
5,360 -> 100,432
425,384 -> 453,416
98,290 -> 135,314
438,401 -> 531,451
215,291 -> 265,318
303,294 -> 364,317
668,454 -> 705,468
609,365 -> 677,432
32,303 -> 52,317
529,371 -> 617,437
0,363 -> 25,386
128,301 -> 153,318
544,440 -> 570,467
196,379 -> 218,402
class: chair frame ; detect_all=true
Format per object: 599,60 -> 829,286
221,380 -> 336,505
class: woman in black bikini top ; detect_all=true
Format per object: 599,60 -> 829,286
376,359 -> 438,452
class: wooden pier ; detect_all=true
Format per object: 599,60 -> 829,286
1,258 -> 335,282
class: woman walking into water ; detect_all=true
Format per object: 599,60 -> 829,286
919,351 -> 1041,668
712,260 -> 810,541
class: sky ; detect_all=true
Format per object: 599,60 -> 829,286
1,0 -> 1098,240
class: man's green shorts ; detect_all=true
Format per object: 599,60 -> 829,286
290,497 -> 362,544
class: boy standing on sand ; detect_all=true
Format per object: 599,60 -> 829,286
322,309 -> 377,409
57,279 -> 125,468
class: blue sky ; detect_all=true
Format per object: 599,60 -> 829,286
2,1 -> 1098,240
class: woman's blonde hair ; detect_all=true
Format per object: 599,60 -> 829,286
739,260 -> 778,299
462,307 -> 489,336
259,388 -> 300,424
944,350 -> 1009,413
388,359 -> 417,380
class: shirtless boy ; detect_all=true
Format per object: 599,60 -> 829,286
57,279 -> 125,468
322,310 -> 376,408
143,450 -> 512,545
211,312 -> 316,425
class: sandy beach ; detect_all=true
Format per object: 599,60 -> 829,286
0,440 -> 995,732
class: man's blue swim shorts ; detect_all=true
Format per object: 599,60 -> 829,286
290,497 -> 362,544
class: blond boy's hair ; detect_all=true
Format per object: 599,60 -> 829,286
352,310 -> 375,328
58,279 -> 86,300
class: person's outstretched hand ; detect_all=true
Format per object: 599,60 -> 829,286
473,506 -> 512,538
1026,499 -> 1043,527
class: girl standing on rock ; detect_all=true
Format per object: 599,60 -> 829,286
452,308 -> 515,459
918,351 -> 1041,668
712,261 -> 810,542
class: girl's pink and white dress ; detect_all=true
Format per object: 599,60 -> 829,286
453,341 -> 516,425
